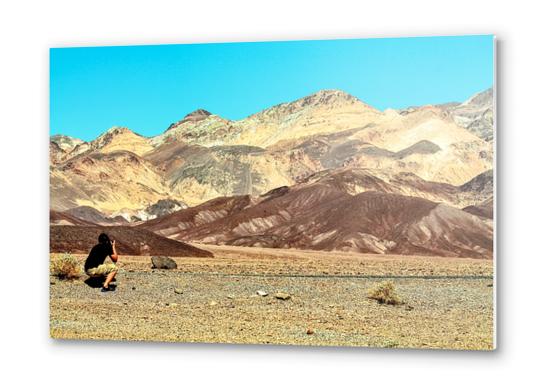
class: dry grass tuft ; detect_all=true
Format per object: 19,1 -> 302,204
50,253 -> 81,280
367,281 -> 403,305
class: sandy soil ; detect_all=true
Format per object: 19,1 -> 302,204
49,245 -> 494,350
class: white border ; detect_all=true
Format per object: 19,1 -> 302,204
3,1 -> 542,382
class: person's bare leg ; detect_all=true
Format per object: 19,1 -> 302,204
103,270 -> 117,288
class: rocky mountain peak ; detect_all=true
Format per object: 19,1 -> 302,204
166,109 -> 213,131
249,89 -> 375,122
296,89 -> 361,108
184,109 -> 212,120
102,126 -> 134,136
92,126 -> 138,146
462,87 -> 493,108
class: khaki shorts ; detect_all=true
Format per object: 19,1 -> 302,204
86,263 -> 118,277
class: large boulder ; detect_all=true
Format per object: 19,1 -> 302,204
151,256 -> 177,270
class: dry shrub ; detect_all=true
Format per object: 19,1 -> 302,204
51,253 -> 81,280
367,281 -> 403,305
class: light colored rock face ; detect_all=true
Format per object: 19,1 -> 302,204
50,135 -> 86,165
443,88 -> 494,142
50,134 -> 84,152
50,150 -> 172,214
50,88 -> 494,222
90,126 -> 155,156
233,90 -> 384,148
151,89 -> 492,186
151,90 -> 383,148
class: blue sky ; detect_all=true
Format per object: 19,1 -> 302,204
50,35 -> 494,141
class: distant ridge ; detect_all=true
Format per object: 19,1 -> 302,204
139,170 -> 493,258
50,87 -> 494,246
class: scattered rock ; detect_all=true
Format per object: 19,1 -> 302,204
174,288 -> 183,294
487,283 -> 493,287
405,305 -> 414,311
132,286 -> 136,290
275,292 -> 291,300
151,256 -> 177,270
226,294 -> 235,299
169,303 -> 178,308
306,328 -> 314,335
256,290 -> 268,297
209,300 -> 218,306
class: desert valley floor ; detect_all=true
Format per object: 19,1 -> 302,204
50,245 -> 494,350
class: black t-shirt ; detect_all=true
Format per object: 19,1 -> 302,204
84,243 -> 113,271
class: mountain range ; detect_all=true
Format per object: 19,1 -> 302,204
50,88 -> 494,258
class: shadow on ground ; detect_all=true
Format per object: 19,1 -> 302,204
84,277 -> 116,288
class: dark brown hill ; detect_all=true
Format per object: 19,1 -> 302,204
173,183 -> 347,243
463,197 -> 494,219
140,194 -> 255,237
139,179 -> 492,258
292,192 -> 493,258
50,225 -> 212,257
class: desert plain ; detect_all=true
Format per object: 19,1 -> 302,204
50,244 -> 494,350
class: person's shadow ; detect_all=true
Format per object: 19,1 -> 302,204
84,276 -> 116,289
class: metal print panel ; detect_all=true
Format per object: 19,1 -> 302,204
49,35 -> 495,349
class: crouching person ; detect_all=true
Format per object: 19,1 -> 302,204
84,233 -> 119,292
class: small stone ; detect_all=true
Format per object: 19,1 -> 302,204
50,281 -> 56,285
256,290 -> 268,297
209,300 -> 218,306
405,305 -> 414,311
169,303 -> 178,308
132,286 -> 136,290
151,256 -> 177,270
174,288 -> 183,294
226,294 -> 235,299
275,292 -> 291,300
306,328 -> 314,335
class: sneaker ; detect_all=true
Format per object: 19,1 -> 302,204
100,286 -> 112,292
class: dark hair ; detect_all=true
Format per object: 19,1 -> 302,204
98,233 -> 111,244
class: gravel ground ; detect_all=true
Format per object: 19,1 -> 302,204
50,247 -> 494,350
